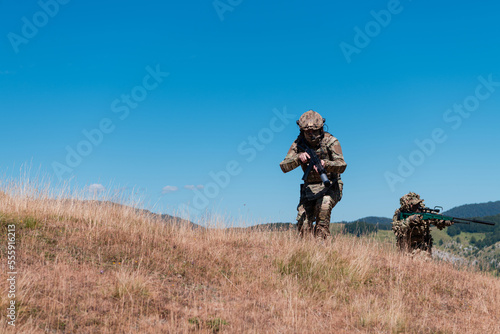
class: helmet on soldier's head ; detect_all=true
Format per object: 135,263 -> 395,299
400,192 -> 424,211
297,110 -> 325,131
297,110 -> 325,145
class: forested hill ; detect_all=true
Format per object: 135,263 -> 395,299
442,201 -> 500,218
348,216 -> 392,225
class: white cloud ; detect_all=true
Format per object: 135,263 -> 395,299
184,185 -> 204,190
87,184 -> 106,194
162,185 -> 179,194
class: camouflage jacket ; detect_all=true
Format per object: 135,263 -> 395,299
280,133 -> 347,202
280,132 -> 346,182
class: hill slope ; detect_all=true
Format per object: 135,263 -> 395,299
85,200 -> 201,229
442,200 -> 500,218
1,192 -> 499,333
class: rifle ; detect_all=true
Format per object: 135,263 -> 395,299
399,207 -> 495,226
297,141 -> 331,187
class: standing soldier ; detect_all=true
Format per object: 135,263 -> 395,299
392,192 -> 453,256
279,110 -> 347,238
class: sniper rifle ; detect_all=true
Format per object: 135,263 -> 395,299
399,206 -> 495,226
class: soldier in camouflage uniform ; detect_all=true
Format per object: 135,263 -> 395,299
392,192 -> 453,256
279,110 -> 347,239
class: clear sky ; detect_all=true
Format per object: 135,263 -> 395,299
1,0 -> 499,226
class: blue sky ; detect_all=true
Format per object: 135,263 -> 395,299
1,0 -> 499,225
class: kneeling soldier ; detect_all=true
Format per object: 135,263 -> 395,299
392,192 -> 452,256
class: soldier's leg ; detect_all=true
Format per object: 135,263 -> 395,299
314,195 -> 337,239
411,230 -> 432,255
424,233 -> 433,256
406,217 -> 423,253
396,236 -> 405,251
297,201 -> 315,238
393,220 -> 410,251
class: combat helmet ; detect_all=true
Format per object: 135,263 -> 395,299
297,110 -> 325,131
399,192 -> 424,211
297,110 -> 325,145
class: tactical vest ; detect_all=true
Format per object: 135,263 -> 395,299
297,133 -> 339,185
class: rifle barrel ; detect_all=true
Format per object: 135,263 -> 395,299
453,217 -> 495,226
399,212 -> 496,226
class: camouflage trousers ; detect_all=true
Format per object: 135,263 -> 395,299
297,195 -> 337,239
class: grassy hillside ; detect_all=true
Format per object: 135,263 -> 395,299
432,216 -> 500,275
1,189 -> 500,333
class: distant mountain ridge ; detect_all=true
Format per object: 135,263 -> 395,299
346,216 -> 392,225
441,201 -> 500,218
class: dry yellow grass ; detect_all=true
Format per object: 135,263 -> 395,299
0,182 -> 499,333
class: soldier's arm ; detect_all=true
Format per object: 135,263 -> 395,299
393,209 -> 421,227
324,137 -> 347,174
392,209 -> 407,234
280,141 -> 302,173
392,209 -> 401,223
407,214 -> 425,227
431,219 -> 454,230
